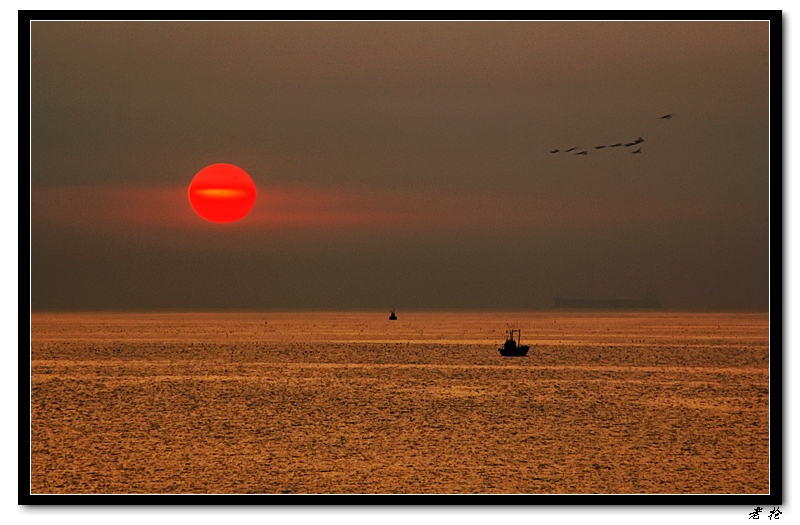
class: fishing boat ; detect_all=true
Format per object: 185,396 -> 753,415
498,329 -> 529,357
389,309 -> 397,320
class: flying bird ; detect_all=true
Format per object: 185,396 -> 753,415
609,143 -> 622,147
594,145 -> 606,149
660,114 -> 672,120
576,150 -> 588,155
550,149 -> 560,153
625,142 -> 636,147
564,147 -> 579,152
633,137 -> 644,144
632,148 -> 642,154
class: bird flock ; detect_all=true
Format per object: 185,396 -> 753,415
549,113 -> 672,156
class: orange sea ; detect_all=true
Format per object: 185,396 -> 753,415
30,311 -> 770,494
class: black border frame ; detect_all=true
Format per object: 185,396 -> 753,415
21,10 -> 782,506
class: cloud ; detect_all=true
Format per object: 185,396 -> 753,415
32,183 -> 760,244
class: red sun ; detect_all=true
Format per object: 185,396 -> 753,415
188,164 -> 257,223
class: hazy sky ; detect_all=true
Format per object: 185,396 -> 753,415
30,20 -> 771,311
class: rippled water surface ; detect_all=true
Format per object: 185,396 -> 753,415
30,311 -> 770,494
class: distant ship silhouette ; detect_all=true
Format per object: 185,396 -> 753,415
553,291 -> 660,310
389,309 -> 397,320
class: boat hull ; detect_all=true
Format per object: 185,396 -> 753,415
499,345 -> 529,357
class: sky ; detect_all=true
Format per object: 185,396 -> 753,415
29,19 -> 771,311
